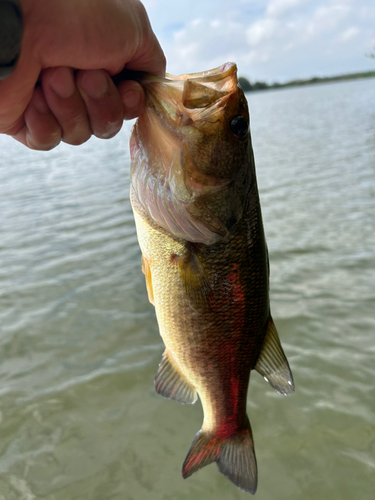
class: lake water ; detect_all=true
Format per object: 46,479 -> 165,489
0,78 -> 374,500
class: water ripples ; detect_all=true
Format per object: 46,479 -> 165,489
0,79 -> 374,499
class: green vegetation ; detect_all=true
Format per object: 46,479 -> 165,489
238,70 -> 375,92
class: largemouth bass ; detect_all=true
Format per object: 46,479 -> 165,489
130,62 -> 294,494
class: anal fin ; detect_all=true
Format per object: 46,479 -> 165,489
255,317 -> 295,395
141,256 -> 154,305
154,351 -> 198,404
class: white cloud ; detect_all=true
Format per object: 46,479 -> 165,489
246,18 -> 278,46
142,0 -> 375,82
210,20 -> 222,29
167,18 -> 257,74
266,0 -> 308,17
191,18 -> 203,27
305,3 -> 350,38
337,27 -> 359,42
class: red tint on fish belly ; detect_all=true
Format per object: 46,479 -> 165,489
210,263 -> 245,312
216,413 -> 241,439
226,265 -> 244,419
216,416 -> 251,441
226,264 -> 244,304
207,263 -> 249,436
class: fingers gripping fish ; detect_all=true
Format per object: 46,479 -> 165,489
130,62 -> 294,494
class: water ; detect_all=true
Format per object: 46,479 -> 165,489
0,78 -> 374,499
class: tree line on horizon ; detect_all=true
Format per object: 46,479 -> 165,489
238,69 -> 375,92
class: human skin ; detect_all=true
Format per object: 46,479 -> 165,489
0,0 -> 166,150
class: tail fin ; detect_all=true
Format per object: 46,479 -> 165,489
182,417 -> 257,494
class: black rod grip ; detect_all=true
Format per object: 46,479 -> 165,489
0,0 -> 23,80
111,68 -> 145,85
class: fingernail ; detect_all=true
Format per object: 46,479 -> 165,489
122,90 -> 141,111
50,68 -> 75,98
80,70 -> 109,99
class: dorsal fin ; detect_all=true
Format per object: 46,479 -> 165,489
182,80 -> 228,109
255,317 -> 295,396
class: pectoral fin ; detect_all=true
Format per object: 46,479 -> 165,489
175,246 -> 212,309
186,199 -> 228,242
141,256 -> 154,305
255,317 -> 295,396
154,350 -> 198,404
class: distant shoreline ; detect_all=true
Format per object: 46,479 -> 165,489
238,70 -> 375,92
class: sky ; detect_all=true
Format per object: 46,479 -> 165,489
141,0 -> 375,83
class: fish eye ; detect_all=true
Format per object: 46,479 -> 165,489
230,115 -> 248,138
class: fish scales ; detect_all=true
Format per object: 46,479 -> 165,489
130,62 -> 294,494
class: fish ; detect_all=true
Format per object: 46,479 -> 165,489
129,62 -> 294,494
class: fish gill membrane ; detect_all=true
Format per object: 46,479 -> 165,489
129,62 -> 295,495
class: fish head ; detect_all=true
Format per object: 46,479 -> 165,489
130,63 -> 255,244
132,63 -> 252,197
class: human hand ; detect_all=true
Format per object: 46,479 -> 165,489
0,0 -> 165,150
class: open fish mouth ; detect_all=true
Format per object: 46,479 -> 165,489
137,62 -> 239,124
